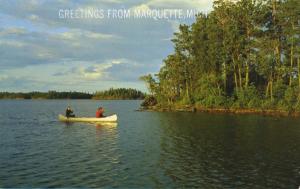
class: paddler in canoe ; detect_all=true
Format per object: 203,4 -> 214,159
65,106 -> 75,118
96,107 -> 105,118
59,106 -> 117,122
65,106 -> 104,118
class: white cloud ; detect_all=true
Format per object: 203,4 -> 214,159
131,4 -> 151,12
85,31 -> 117,40
0,0 -> 186,91
36,51 -> 53,59
28,14 -> 39,21
0,56 -> 158,92
55,29 -> 118,41
135,0 -> 213,11
0,27 -> 27,36
104,0 -> 122,3
0,75 -> 8,81
77,59 -> 124,80
0,40 -> 25,47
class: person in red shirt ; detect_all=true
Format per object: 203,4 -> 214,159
96,107 -> 104,118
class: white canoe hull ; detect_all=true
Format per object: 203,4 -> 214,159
58,114 -> 117,123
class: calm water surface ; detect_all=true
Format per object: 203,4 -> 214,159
0,100 -> 300,188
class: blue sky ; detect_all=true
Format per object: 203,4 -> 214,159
0,0 -> 213,92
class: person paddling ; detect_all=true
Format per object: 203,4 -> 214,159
66,106 -> 75,118
96,107 -> 104,118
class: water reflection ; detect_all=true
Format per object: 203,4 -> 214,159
1,100 -> 300,188
156,112 -> 300,188
95,122 -> 118,128
59,122 -> 120,187
95,123 -> 118,138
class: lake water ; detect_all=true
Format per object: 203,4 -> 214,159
0,100 -> 300,188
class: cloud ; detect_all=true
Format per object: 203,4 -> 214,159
135,0 -> 213,12
76,59 -> 123,80
0,0 -> 213,91
0,58 -> 151,92
28,14 -> 39,21
0,40 -> 25,47
0,75 -> 8,81
56,29 -> 118,40
131,4 -> 151,12
0,26 -> 123,68
0,27 -> 27,36
49,58 -> 159,83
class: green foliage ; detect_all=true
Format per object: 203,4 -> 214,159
93,88 -> 145,100
141,95 -> 158,107
0,91 -> 92,99
294,93 -> 300,111
139,74 -> 157,95
180,95 -> 194,106
0,88 -> 144,100
140,0 -> 300,112
233,85 -> 261,109
273,80 -> 287,100
193,74 -> 226,108
261,99 -> 276,110
46,91 -> 92,99
277,87 -> 298,112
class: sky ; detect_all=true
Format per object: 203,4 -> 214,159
0,0 -> 213,92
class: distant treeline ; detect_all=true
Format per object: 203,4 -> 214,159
0,88 -> 145,100
93,88 -> 145,100
0,91 -> 92,99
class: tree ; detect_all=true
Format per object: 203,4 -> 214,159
141,0 -> 300,111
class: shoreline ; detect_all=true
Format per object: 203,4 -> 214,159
0,98 -> 143,100
140,105 -> 300,117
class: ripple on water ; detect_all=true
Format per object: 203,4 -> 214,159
1,101 -> 300,188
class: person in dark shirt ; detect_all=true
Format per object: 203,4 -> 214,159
66,106 -> 75,118
96,107 -> 104,118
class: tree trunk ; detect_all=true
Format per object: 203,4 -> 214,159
298,57 -> 300,88
245,62 -> 249,88
238,65 -> 242,89
275,43 -> 281,66
289,41 -> 294,86
185,79 -> 189,101
223,61 -> 227,92
270,75 -> 274,101
245,26 -> 251,88
272,0 -> 281,83
233,58 -> 239,91
233,64 -> 238,91
234,71 -> 238,91
266,74 -> 274,101
266,81 -> 270,97
289,23 -> 295,86
185,60 -> 190,101
217,84 -> 221,96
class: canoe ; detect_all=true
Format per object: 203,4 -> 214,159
58,114 -> 117,123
